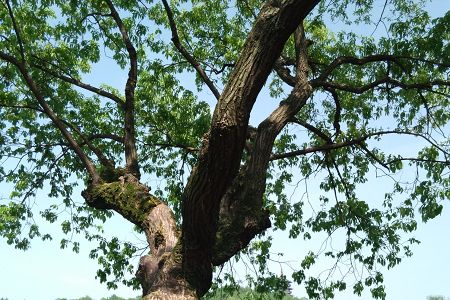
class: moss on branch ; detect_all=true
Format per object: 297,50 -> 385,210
82,179 -> 160,226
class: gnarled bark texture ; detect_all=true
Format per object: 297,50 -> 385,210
82,1 -> 319,298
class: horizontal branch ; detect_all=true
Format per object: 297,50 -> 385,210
271,129 -> 449,160
386,157 -> 450,166
153,142 -> 198,153
316,54 -> 450,82
312,76 -> 450,94
270,139 -> 362,160
88,133 -> 124,143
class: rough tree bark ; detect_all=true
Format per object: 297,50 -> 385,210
1,0 -> 319,299
82,1 -> 320,298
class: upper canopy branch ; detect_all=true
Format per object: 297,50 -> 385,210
271,129 -> 449,161
313,76 -> 450,94
104,0 -> 140,178
4,0 -> 25,61
161,0 -> 221,100
30,57 -> 124,105
315,54 -> 450,82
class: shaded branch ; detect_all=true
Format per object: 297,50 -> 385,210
88,133 -> 124,144
153,142 -> 198,153
161,0 -> 221,100
274,59 -> 296,86
213,22 -> 314,266
324,86 -> 341,137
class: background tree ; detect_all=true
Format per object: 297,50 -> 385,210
0,0 -> 449,299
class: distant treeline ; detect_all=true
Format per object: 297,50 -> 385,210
51,288 -> 306,300
55,296 -> 140,300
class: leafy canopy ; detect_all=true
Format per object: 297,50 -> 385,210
0,0 -> 449,299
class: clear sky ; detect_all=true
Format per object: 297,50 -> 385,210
1,1 -> 450,300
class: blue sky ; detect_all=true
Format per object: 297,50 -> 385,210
1,1 -> 450,300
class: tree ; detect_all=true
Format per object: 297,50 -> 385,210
0,0 -> 449,299
427,296 -> 447,300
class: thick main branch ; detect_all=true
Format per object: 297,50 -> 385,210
213,22 -> 313,265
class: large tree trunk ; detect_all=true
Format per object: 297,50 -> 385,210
82,174 -> 197,299
82,1 -> 320,298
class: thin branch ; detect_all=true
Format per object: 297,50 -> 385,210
270,139 -> 362,160
154,142 -> 198,153
4,0 -> 25,60
209,63 -> 235,75
21,149 -> 68,203
0,101 -> 120,166
370,0 -> 389,36
65,123 -> 114,168
290,117 -> 332,143
315,54 -> 449,82
386,157 -> 450,166
88,133 -> 124,144
313,76 -> 450,94
357,144 -> 390,170
271,129 -> 449,161
105,0 -> 140,178
0,50 -> 100,183
0,102 -> 45,113
85,13 -> 124,53
161,0 -> 220,100
324,87 -> 341,137
331,159 -> 352,200
31,58 -> 123,104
